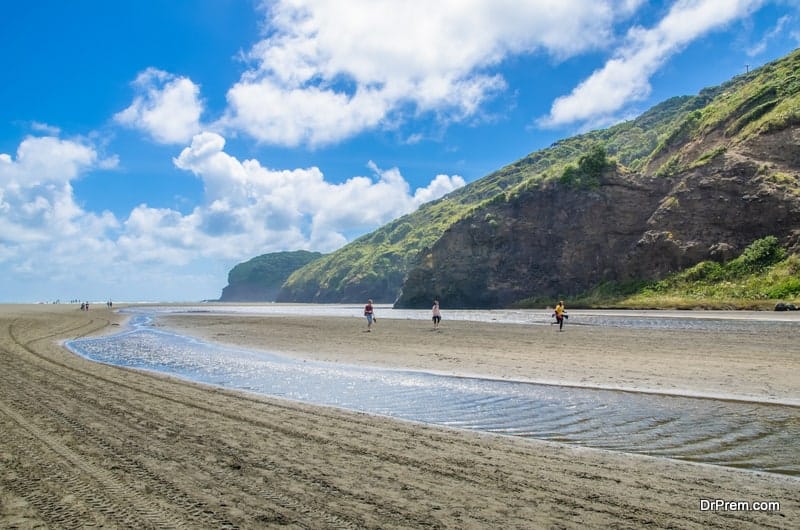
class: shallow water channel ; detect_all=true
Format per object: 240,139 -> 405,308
66,311 -> 800,477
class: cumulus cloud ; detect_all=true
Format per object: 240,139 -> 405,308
114,0 -> 774,141
0,134 -> 224,302
0,136 -> 119,282
0,136 -> 100,186
173,131 -> 465,251
413,173 -> 467,204
540,0 -> 766,127
0,128 -> 464,301
220,0 -> 642,146
115,68 -> 204,144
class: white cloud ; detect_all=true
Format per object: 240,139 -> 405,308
1,136 -> 98,186
220,0 -> 642,146
540,0 -> 766,127
115,68 -> 204,144
0,127 -> 465,301
413,173 -> 466,204
0,134 -> 248,301
30,121 -> 61,135
173,131 -> 465,251
747,14 -> 792,56
223,79 -> 391,147
0,136 -> 120,297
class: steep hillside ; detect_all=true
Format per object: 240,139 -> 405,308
276,80 -> 701,303
396,49 -> 800,307
570,236 -> 800,310
273,139 -> 575,303
275,48 -> 800,307
219,250 -> 323,301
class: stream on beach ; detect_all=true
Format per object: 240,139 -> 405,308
66,305 -> 800,477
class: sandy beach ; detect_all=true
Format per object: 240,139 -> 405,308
1,304 -> 797,528
160,309 -> 800,405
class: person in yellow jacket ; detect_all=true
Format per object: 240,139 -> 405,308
553,300 -> 566,331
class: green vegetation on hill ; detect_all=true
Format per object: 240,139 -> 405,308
551,237 -> 800,310
646,49 -> 800,175
221,250 -> 323,301
280,87 -> 703,302
559,144 -> 613,189
227,250 -> 323,286
277,48 -> 800,306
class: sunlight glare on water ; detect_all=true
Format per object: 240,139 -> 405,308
66,308 -> 800,476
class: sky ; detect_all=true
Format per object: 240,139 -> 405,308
1,1 -> 799,303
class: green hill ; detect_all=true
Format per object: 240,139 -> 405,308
270,48 -> 800,308
276,84 -> 701,303
219,250 -> 323,301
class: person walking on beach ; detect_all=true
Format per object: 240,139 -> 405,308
364,299 -> 375,332
432,299 -> 442,330
553,300 -> 566,331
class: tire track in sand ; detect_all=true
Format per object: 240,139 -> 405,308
3,316 -> 370,529
1,310 -> 795,529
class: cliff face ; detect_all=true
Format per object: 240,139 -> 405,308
395,128 -> 800,308
219,250 -> 323,302
219,283 -> 283,302
240,49 -> 800,308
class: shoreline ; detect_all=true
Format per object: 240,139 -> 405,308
156,311 -> 800,407
326,365 -> 800,407
1,304 -> 797,528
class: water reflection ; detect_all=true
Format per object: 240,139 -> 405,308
66,312 -> 800,476
141,304 -> 800,330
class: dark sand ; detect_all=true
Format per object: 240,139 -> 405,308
1,304 -> 797,528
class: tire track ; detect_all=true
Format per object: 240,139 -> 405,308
0,352 -> 410,529
0,400 -> 199,529
4,320 -> 766,529
1,310 -> 794,529
4,317 -> 373,528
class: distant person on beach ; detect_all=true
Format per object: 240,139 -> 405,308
553,300 -> 566,331
432,299 -> 442,330
364,299 -> 375,331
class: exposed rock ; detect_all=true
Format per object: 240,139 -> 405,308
396,137 -> 800,308
219,251 -> 323,302
248,49 -> 800,308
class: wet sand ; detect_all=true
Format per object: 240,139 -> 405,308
160,310 -> 800,405
1,304 -> 797,528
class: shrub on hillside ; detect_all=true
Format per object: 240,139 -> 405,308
729,236 -> 785,275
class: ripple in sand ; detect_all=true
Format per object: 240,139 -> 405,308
67,312 -> 800,477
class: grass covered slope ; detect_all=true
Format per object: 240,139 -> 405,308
278,48 -> 800,306
562,237 -> 800,309
276,82 -> 705,303
219,250 -> 323,301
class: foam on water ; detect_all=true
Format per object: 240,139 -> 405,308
66,309 -> 800,476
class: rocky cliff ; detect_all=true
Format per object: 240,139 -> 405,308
259,49 -> 800,308
395,128 -> 800,307
392,50 -> 800,308
219,250 -> 323,302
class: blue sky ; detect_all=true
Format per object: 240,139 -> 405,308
1,0 -> 799,302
